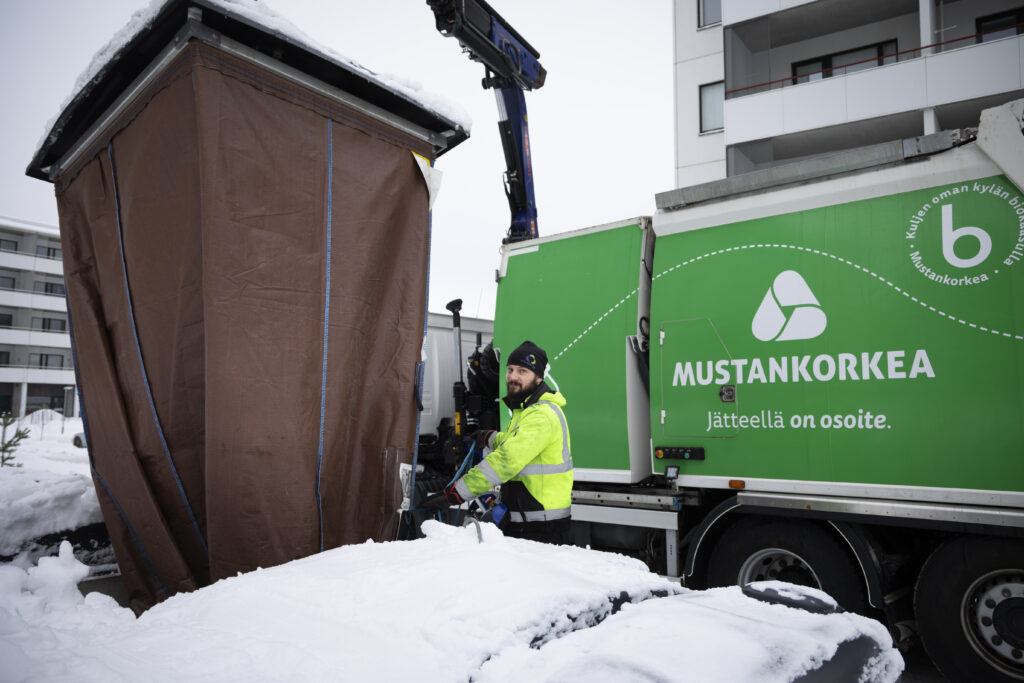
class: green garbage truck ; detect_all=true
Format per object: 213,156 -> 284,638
492,99 -> 1024,682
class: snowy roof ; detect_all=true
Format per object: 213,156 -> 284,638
26,0 -> 470,182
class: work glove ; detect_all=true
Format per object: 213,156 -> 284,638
470,429 -> 495,451
422,483 -> 464,509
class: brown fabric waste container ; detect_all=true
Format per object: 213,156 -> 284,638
48,37 -> 443,612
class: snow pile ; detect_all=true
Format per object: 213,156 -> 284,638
0,468 -> 100,558
0,416 -> 101,564
0,542 -> 134,682
40,0 -> 470,152
477,583 -> 904,682
1,521 -> 677,682
0,429 -> 903,682
5,415 -> 89,477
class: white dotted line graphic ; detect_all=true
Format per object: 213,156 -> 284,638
654,244 -> 1024,342
552,290 -> 639,362
551,243 -> 1022,365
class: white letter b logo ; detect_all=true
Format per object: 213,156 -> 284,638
752,270 -> 827,342
941,204 -> 991,269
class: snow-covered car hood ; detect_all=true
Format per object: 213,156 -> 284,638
0,520 -> 903,682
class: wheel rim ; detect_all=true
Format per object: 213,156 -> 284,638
737,547 -> 822,588
962,568 -> 1024,679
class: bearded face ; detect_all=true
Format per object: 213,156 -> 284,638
505,364 -> 542,404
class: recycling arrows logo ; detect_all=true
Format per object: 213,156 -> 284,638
752,270 -> 827,342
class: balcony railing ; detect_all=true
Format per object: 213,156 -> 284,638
0,246 -> 62,262
727,24 -> 1023,98
0,364 -> 76,385
0,286 -> 66,298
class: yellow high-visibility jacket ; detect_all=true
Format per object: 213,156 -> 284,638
454,384 -> 572,522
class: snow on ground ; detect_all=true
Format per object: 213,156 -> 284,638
0,422 -> 905,681
2,522 -> 675,682
0,413 -> 101,565
0,522 -> 903,683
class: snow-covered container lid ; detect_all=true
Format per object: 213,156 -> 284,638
26,0 -> 470,182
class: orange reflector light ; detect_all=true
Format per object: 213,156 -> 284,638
728,480 -> 746,489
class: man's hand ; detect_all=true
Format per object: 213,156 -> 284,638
470,429 -> 495,451
422,484 -> 464,509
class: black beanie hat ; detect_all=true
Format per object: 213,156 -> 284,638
507,340 -> 547,377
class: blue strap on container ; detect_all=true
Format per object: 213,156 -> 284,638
315,119 -> 334,552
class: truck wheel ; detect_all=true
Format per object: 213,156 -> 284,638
706,517 -> 867,614
915,536 -> 1024,682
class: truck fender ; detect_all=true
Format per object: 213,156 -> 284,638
682,496 -> 741,580
683,498 -> 884,612
827,521 -> 885,611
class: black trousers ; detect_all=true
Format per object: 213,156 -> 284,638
504,517 -> 571,545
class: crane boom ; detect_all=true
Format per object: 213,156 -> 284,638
427,0 -> 545,243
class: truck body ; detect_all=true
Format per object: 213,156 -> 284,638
489,99 -> 1024,682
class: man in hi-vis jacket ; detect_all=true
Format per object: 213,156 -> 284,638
438,340 -> 573,544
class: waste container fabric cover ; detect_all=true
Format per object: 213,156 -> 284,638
55,42 -> 430,612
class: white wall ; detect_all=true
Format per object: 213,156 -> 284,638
722,0 -> 817,26
937,0 -> 1023,47
674,0 -> 727,187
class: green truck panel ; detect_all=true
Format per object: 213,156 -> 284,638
651,174 -> 1024,494
495,220 -> 647,476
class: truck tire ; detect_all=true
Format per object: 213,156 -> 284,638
706,516 -> 868,614
915,536 -> 1024,682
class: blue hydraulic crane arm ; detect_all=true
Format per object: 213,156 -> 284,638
427,0 -> 545,243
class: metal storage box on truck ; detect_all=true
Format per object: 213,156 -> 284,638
419,311 -> 494,437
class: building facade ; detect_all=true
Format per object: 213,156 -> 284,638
675,0 -> 1024,187
0,216 -> 77,416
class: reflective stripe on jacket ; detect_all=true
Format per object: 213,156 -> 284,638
455,383 -> 572,517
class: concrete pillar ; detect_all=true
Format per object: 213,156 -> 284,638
919,0 -> 937,56
16,382 -> 27,417
923,108 -> 939,135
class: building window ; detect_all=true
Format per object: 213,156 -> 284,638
31,317 -> 66,332
29,353 -> 64,369
977,8 -> 1024,42
36,245 -> 62,260
698,0 -> 721,28
0,352 -> 9,366
33,281 -> 66,296
792,40 -> 897,84
700,81 -> 725,133
0,276 -> 15,290
0,239 -> 17,252
0,314 -> 11,327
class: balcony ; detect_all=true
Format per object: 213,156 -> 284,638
0,288 -> 68,313
0,249 -> 64,277
724,35 -> 1019,147
723,0 -> 818,27
724,35 -> 1024,148
0,327 -> 71,349
0,365 -> 75,385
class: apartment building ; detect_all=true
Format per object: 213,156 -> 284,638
0,216 -> 77,417
675,0 -> 1024,187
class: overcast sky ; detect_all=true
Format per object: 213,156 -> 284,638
0,0 -> 674,319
